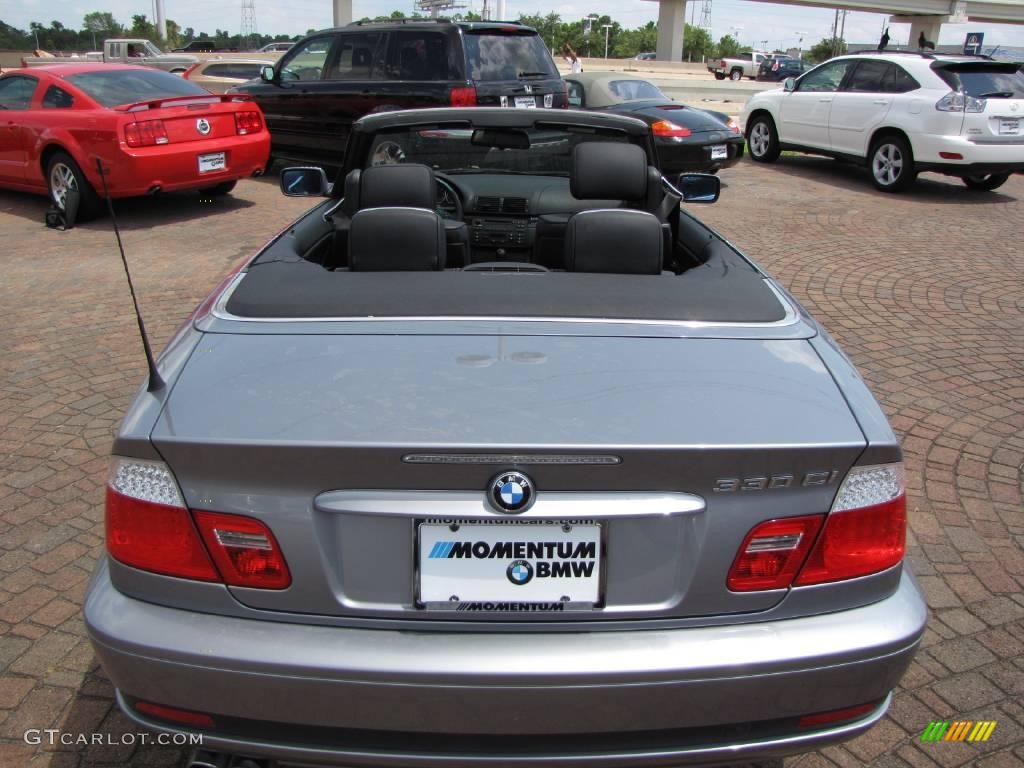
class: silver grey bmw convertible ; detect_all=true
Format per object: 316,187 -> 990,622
86,108 -> 927,768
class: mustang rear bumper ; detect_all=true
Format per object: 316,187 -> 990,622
86,559 -> 926,766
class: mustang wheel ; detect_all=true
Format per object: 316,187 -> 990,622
747,116 -> 780,163
962,173 -> 1010,191
869,136 -> 916,192
46,152 -> 101,220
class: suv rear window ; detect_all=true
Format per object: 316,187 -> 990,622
462,30 -> 558,81
934,63 -> 1024,98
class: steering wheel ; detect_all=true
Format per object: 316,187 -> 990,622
435,175 -> 463,221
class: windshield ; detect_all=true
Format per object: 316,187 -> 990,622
462,31 -> 558,81
936,64 -> 1024,98
364,125 -> 633,175
144,41 -> 163,57
67,69 -> 210,107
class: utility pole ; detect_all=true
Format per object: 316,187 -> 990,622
241,0 -> 258,50
603,23 -> 612,59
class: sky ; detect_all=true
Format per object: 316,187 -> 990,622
2,0 -> 1023,49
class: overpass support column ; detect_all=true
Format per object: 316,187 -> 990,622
890,14 -> 945,48
333,0 -> 352,27
656,0 -> 686,62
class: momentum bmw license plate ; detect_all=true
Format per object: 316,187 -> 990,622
198,152 -> 226,173
514,96 -> 537,109
710,144 -> 728,160
418,521 -> 601,611
999,118 -> 1019,135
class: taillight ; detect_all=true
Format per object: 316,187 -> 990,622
234,110 -> 263,135
135,701 -> 216,728
105,457 -> 290,588
181,63 -> 201,80
106,458 -> 218,581
720,60 -> 727,68
798,701 -> 880,729
194,511 -> 291,589
726,118 -> 741,134
561,81 -> 570,109
651,119 -> 692,138
795,463 -> 906,585
936,90 -> 986,113
727,462 -> 906,592
124,119 -> 169,147
449,86 -> 477,107
727,514 -> 823,591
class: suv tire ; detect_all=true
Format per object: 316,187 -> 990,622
747,115 -> 780,163
869,135 -> 916,192
962,173 -> 1009,191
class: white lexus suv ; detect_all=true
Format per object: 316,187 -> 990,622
741,51 -> 1024,192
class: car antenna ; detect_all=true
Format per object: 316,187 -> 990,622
94,158 -> 165,393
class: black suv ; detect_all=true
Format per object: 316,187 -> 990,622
230,19 -> 568,169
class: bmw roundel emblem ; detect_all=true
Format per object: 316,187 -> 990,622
488,471 -> 535,514
196,118 -> 211,135
506,559 -> 534,585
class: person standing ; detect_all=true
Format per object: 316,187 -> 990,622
562,43 -> 582,73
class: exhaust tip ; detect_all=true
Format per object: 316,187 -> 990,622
187,750 -> 270,768
147,185 -> 162,195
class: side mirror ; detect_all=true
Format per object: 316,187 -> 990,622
280,167 -> 331,197
260,65 -> 276,82
676,173 -> 720,204
783,77 -> 796,92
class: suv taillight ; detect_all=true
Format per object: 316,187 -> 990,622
105,457 -> 290,589
234,110 -> 263,135
936,90 -> 986,113
124,119 -> 169,147
449,86 -> 477,107
727,463 -> 906,591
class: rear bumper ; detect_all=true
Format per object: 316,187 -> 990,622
90,133 -> 270,196
912,133 -> 1024,175
657,137 -> 745,174
86,559 -> 926,766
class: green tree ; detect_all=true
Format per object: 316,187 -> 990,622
82,11 -> 122,48
0,20 -> 32,49
683,24 -> 712,62
714,34 -> 741,59
611,21 -> 656,58
807,37 -> 845,63
129,14 -> 156,41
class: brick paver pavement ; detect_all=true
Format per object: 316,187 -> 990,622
1,161 -> 1022,767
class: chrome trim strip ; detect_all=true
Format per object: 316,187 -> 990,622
403,453 -> 622,465
315,490 -> 706,520
210,274 -> 800,329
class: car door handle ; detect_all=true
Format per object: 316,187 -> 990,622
873,99 -> 890,105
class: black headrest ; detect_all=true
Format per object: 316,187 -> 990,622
565,209 -> 663,275
360,163 -> 436,209
341,168 -> 361,216
571,142 -> 649,201
349,207 -> 446,271
352,48 -> 370,66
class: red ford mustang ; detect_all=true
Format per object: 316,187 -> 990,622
0,63 -> 270,218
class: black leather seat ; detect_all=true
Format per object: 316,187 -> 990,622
349,207 -> 446,271
565,209 -> 663,275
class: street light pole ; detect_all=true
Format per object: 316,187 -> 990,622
603,23 -> 611,60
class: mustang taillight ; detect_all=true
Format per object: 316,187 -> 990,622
727,462 -> 906,592
234,110 -> 263,135
124,119 -> 169,147
449,86 -> 477,107
651,119 -> 692,138
105,457 -> 290,589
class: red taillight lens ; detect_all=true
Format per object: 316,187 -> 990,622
727,515 -> 824,591
561,81 -> 570,109
234,110 -> 263,135
135,701 -> 216,728
726,118 -> 741,134
105,459 -> 218,581
795,494 -> 906,585
181,63 -> 200,80
651,119 -> 692,138
449,86 -> 477,107
124,119 -> 169,147
798,701 -> 879,728
194,511 -> 291,589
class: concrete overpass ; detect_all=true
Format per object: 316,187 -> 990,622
644,0 -> 1024,63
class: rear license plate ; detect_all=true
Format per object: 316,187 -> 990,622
198,152 -> 226,173
418,521 -> 601,610
998,118 -> 1019,135
514,96 -> 537,109
710,144 -> 728,160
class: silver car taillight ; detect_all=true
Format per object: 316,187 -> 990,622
936,90 -> 986,113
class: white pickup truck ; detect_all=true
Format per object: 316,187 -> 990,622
21,39 -> 197,73
708,51 -> 771,81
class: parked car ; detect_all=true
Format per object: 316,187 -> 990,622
709,51 -> 772,80
21,38 -> 197,73
172,40 -> 217,53
743,51 -> 1024,191
565,71 -> 743,173
86,106 -> 925,768
634,51 -> 656,61
182,58 -> 276,93
756,55 -> 811,81
229,19 -> 568,169
0,64 -> 270,218
258,41 -> 295,53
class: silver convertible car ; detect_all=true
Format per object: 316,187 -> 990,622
86,108 -> 927,768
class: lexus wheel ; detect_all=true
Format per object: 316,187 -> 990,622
962,173 -> 1009,191
869,136 -> 916,192
747,116 -> 780,163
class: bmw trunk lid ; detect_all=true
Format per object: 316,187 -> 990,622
148,331 -> 868,622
